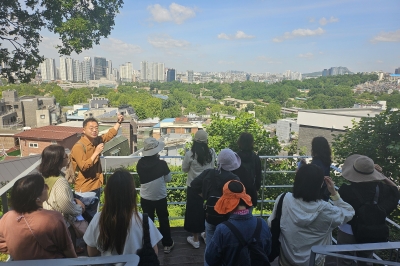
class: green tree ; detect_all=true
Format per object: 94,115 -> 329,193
1,0 -> 123,83
205,113 -> 281,156
332,110 -> 400,182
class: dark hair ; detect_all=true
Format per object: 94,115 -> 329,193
311,137 -> 332,166
293,164 -> 324,202
11,174 -> 44,213
191,141 -> 212,166
237,132 -> 254,152
228,181 -> 251,208
83,117 -> 99,128
98,169 -> 139,255
39,145 -> 65,178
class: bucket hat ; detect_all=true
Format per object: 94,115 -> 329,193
194,130 -> 208,143
342,154 -> 386,182
142,138 -> 165,156
217,148 -> 241,171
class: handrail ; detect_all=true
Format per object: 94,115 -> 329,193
5,254 -> 140,265
309,242 -> 400,266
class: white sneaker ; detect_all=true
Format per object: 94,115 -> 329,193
201,232 -> 206,244
187,236 -> 200,249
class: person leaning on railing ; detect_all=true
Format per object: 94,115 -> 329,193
267,164 -> 355,266
337,154 -> 400,266
0,174 -> 77,260
39,145 -> 86,254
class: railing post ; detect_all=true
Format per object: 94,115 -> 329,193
260,158 -> 267,218
309,249 -> 316,266
1,193 -> 8,214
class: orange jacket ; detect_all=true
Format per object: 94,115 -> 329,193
71,128 -> 117,192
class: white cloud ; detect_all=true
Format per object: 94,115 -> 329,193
218,31 -> 255,40
257,56 -> 282,64
148,35 -> 190,49
370,30 -> 400,43
102,38 -> 143,55
273,27 -> 325,42
319,16 -> 339,26
147,3 -> 196,24
298,52 -> 314,58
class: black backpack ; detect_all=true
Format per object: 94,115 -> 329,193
351,185 -> 389,244
137,213 -> 160,266
204,195 -> 230,226
268,192 -> 286,262
223,218 -> 271,266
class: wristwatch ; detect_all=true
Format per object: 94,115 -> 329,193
117,120 -> 122,124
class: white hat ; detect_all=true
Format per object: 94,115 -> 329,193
142,138 -> 165,156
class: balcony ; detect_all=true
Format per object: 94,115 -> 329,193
1,155 -> 399,265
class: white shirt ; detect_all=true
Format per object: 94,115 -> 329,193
182,149 -> 216,187
268,193 -> 355,266
140,174 -> 172,201
84,212 -> 163,256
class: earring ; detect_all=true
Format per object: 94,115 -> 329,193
36,198 -> 40,201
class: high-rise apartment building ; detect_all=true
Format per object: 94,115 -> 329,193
167,69 -> 176,82
94,57 -> 107,80
187,70 -> 194,83
82,57 -> 92,81
39,58 -> 56,81
140,61 -> 148,82
72,59 -> 83,82
158,63 -> 165,82
151,62 -> 159,81
112,68 -> 120,81
107,60 -> 112,80
66,58 -> 73,81
120,62 -> 133,82
395,67 -> 400,74
59,57 -> 67,81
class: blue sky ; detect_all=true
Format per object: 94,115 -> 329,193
39,0 -> 400,74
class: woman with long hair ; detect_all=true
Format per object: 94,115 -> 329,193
39,145 -> 85,252
0,174 -> 77,260
234,132 -> 262,207
311,136 -> 332,201
268,164 -> 354,266
83,169 -> 162,256
182,130 -> 216,248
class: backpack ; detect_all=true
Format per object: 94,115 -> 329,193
64,142 -> 85,184
351,185 -> 389,244
268,192 -> 286,262
137,213 -> 160,266
223,218 -> 271,266
204,195 -> 230,226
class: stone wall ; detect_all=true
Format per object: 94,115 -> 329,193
297,125 -> 345,155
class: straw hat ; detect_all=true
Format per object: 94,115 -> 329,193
214,180 -> 253,214
342,154 -> 386,182
142,138 -> 165,156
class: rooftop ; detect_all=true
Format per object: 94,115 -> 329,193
14,125 -> 82,140
298,108 -> 382,118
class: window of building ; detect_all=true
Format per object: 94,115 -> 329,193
185,128 -> 192,133
51,141 -> 57,144
29,143 -> 38,148
13,105 -> 18,109
170,128 -> 175,133
40,115 -> 45,119
161,128 -> 167,135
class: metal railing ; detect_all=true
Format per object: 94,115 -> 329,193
5,254 -> 139,266
309,242 -> 400,266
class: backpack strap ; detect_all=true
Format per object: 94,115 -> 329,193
276,193 -> 286,220
223,220 -> 247,247
142,213 -> 152,247
252,218 -> 262,240
373,185 -> 379,204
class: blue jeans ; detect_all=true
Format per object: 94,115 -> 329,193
204,221 -> 216,266
74,188 -> 100,223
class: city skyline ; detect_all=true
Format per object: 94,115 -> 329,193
36,0 -> 399,74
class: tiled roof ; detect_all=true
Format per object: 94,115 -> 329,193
14,125 -> 82,141
0,155 -> 40,183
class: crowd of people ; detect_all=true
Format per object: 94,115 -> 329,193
0,116 -> 398,266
